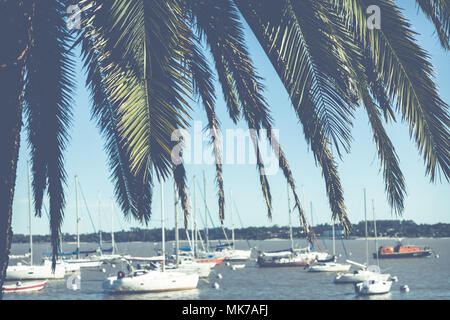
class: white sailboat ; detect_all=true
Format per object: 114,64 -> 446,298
334,189 -> 391,284
212,190 -> 252,262
354,279 -> 392,295
354,199 -> 393,296
103,180 -> 199,293
6,162 -> 65,280
257,184 -> 324,267
161,180 -> 213,279
57,176 -> 103,269
308,221 -> 351,272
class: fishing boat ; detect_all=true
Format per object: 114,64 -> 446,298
374,243 -> 433,259
103,180 -> 199,294
354,279 -> 392,295
2,280 -> 48,293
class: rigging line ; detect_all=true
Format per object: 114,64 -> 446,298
77,179 -> 99,245
340,234 -> 350,259
195,181 -> 225,246
232,201 -> 252,249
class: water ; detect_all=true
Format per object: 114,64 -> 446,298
4,238 -> 450,300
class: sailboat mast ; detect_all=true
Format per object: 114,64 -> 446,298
75,175 -> 80,259
231,190 -> 235,250
174,181 -> 179,267
287,182 -> 294,250
193,175 -> 197,257
203,170 -> 208,252
27,161 -> 33,266
111,200 -> 115,255
98,193 -> 103,254
364,188 -> 369,267
161,180 -> 165,272
372,199 -> 379,267
332,220 -> 336,256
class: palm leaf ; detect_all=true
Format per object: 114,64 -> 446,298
415,0 -> 450,50
23,0 -> 76,269
335,0 -> 450,182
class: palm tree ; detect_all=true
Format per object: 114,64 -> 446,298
0,0 -> 448,297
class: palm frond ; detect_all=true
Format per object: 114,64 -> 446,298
185,33 -> 226,222
0,0 -> 32,293
235,0 -> 356,157
78,17 -> 153,223
23,0 -> 75,269
416,0 -> 450,50
189,0 -> 274,218
91,0 -> 192,183
335,0 -> 450,182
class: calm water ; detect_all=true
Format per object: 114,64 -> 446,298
4,238 -> 450,300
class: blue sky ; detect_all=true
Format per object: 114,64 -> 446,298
12,2 -> 449,236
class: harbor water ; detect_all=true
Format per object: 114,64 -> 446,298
3,238 -> 449,300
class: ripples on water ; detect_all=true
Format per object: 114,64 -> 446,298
4,238 -> 450,300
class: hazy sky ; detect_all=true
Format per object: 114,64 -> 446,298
11,2 -> 449,237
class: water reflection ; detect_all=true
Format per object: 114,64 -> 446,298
354,292 -> 392,300
108,288 -> 200,300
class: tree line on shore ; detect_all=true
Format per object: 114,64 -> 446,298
11,220 -> 450,244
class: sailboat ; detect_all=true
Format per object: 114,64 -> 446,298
55,176 -> 104,269
6,162 -> 66,281
210,190 -> 252,262
334,190 -> 391,284
177,175 -> 224,266
257,183 -> 322,267
103,180 -> 199,293
163,180 -> 213,279
354,199 -> 393,296
307,221 -> 351,272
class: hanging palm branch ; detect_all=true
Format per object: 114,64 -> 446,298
335,0 -> 450,182
23,0 -> 76,269
416,0 -> 450,50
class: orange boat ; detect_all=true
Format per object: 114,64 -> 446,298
374,243 -> 432,259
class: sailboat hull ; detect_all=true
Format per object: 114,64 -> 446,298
103,270 -> 199,293
6,263 -> 65,280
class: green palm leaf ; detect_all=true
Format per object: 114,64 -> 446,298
23,0 -> 76,268
335,0 -> 450,182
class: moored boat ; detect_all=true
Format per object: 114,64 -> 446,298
103,269 -> 199,293
308,262 -> 351,272
354,279 -> 392,295
2,280 -> 48,293
374,244 -> 433,259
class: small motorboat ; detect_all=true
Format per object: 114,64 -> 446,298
231,264 -> 246,270
2,280 -> 47,293
354,279 -> 392,295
